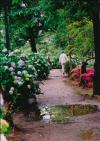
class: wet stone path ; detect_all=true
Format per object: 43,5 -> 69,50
12,69 -> 100,141
38,69 -> 86,105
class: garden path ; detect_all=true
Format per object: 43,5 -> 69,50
38,69 -> 100,107
12,69 -> 100,141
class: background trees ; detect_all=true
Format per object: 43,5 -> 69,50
0,0 -> 11,50
66,0 -> 100,95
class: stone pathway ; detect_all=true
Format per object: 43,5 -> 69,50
12,69 -> 100,141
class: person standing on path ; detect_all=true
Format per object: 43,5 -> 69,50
59,51 -> 69,76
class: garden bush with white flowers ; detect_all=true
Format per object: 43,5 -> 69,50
0,49 -> 50,110
28,53 -> 50,80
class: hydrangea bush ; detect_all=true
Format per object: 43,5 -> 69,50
0,49 -> 50,110
28,53 -> 50,80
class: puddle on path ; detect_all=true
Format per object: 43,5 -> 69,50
13,104 -> 98,127
40,104 -> 98,124
10,104 -> 99,141
81,128 -> 100,140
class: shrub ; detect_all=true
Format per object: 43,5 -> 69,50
80,72 -> 94,88
0,49 -> 49,110
51,57 -> 61,69
0,119 -> 10,134
70,66 -> 94,88
28,53 -> 50,80
65,61 -> 76,74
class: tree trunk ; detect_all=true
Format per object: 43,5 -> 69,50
93,10 -> 100,95
4,5 -> 10,50
28,28 -> 37,53
69,55 -> 72,72
29,36 -> 37,53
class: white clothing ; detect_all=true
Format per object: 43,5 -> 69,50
59,53 -> 68,64
59,53 -> 68,75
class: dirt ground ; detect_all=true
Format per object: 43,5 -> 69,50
9,69 -> 100,141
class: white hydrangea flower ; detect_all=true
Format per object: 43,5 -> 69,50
10,87 -> 14,91
14,49 -> 20,53
18,59 -> 25,67
17,71 -> 22,75
2,48 -> 7,53
11,62 -> 16,68
18,81 -> 23,86
21,53 -> 26,57
14,76 -> 18,80
4,66 -> 8,70
22,70 -> 28,75
28,65 -> 33,68
9,67 -> 14,72
27,85 -> 31,89
35,61 -> 38,64
9,90 -> 13,95
32,67 -> 36,71
8,52 -> 15,56
14,76 -> 21,82
11,71 -> 15,75
29,74 -> 32,77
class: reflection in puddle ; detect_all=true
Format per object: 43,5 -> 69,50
39,106 -> 51,123
42,114 -> 51,123
39,104 -> 98,124
25,104 -> 98,123
81,128 -> 100,140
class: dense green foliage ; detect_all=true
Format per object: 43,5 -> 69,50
67,20 -> 94,60
0,0 -> 95,59
65,61 -> 76,75
0,49 -> 49,110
